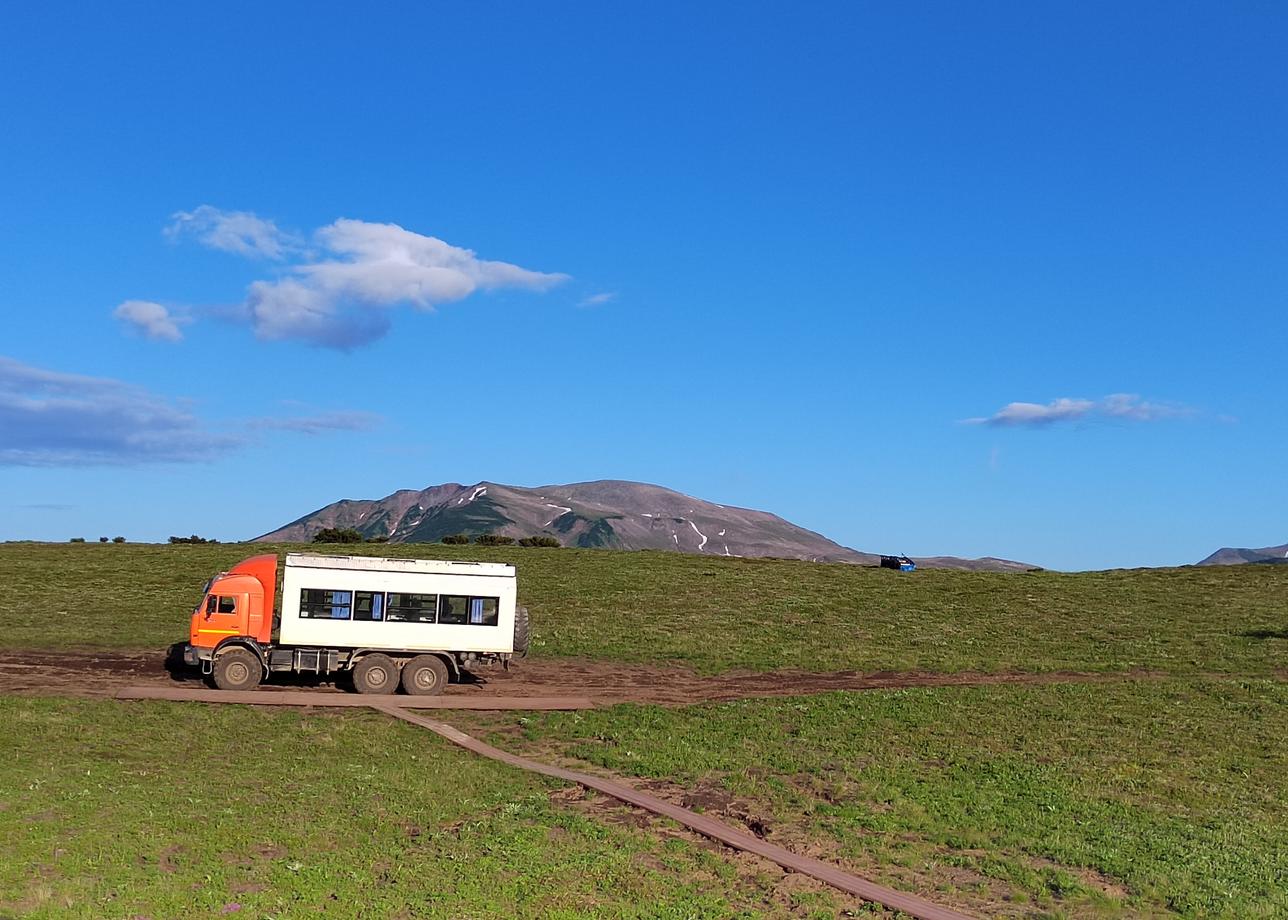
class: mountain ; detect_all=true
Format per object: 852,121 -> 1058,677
254,479 -> 1038,571
1196,542 -> 1288,566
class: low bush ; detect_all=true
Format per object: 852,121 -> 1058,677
518,536 -> 561,547
441,534 -> 470,545
475,534 -> 515,546
312,527 -> 365,544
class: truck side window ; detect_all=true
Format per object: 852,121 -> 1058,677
387,593 -> 436,623
439,595 -> 471,625
217,596 -> 236,614
299,589 -> 352,620
354,591 -> 385,622
206,595 -> 217,614
469,597 -> 498,626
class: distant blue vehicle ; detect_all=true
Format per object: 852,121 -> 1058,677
879,554 -> 917,572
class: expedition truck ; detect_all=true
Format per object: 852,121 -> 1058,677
182,552 -> 529,694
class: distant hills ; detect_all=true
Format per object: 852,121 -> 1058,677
1196,542 -> 1288,566
256,479 -> 1038,572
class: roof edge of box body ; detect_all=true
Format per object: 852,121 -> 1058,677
284,552 -> 516,577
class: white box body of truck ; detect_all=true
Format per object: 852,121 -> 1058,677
279,553 -> 518,654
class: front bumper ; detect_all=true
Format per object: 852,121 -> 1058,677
182,644 -> 214,666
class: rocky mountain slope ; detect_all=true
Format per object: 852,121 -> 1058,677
255,479 -> 1037,570
1196,542 -> 1288,566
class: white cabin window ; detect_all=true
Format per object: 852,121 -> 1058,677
387,593 -> 437,623
440,595 -> 499,626
299,589 -> 352,620
354,591 -> 384,622
470,597 -> 498,625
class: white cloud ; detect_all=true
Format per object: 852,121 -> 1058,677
113,300 -> 187,342
0,356 -> 386,465
157,209 -> 570,348
578,291 -> 617,307
0,356 -> 241,466
166,205 -> 300,260
965,394 -> 1193,427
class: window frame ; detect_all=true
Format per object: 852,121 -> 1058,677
386,591 -> 438,624
298,588 -> 354,620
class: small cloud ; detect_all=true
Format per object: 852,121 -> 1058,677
0,356 -> 242,466
578,291 -> 617,307
154,211 -> 570,349
113,300 -> 188,342
249,410 -> 382,435
964,394 -> 1194,427
166,205 -> 301,260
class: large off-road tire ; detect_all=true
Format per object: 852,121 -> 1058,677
352,654 -> 399,694
211,647 -> 262,692
513,604 -> 530,657
401,655 -> 449,696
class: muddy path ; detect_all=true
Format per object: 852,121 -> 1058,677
0,647 -> 1165,704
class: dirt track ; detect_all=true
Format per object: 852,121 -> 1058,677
0,648 -> 1161,704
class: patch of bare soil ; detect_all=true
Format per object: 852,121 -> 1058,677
456,658 -> 1166,705
0,648 -> 1166,704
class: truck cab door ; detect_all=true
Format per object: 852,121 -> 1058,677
196,592 -> 245,647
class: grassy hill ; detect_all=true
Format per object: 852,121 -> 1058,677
2,541 -> 1287,917
1,541 -> 1284,676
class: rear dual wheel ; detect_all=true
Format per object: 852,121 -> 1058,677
401,655 -> 449,696
352,654 -> 399,694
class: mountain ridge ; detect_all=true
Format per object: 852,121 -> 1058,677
255,479 -> 1038,571
1196,542 -> 1288,566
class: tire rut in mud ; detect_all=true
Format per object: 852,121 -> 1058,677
0,648 -> 1164,704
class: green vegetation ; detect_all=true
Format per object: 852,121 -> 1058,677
441,533 -> 470,545
519,536 -> 562,547
311,527 -> 365,544
482,678 -> 1288,917
2,543 -> 1286,917
1,542 -> 1284,678
0,697 -> 837,919
476,534 -> 517,546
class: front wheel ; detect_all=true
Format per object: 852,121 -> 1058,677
401,655 -> 449,696
352,654 -> 399,694
211,647 -> 262,692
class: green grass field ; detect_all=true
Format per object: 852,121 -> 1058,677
0,697 -> 855,920
2,542 -> 1286,918
2,541 -> 1285,676
471,678 -> 1288,917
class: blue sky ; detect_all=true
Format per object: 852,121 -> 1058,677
1,2 -> 1284,570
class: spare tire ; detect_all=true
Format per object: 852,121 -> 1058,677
513,604 -> 530,657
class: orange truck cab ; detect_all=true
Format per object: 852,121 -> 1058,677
182,552 -> 528,695
186,554 -> 277,653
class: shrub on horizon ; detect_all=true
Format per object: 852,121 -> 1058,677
518,536 -> 561,547
312,527 -> 365,544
